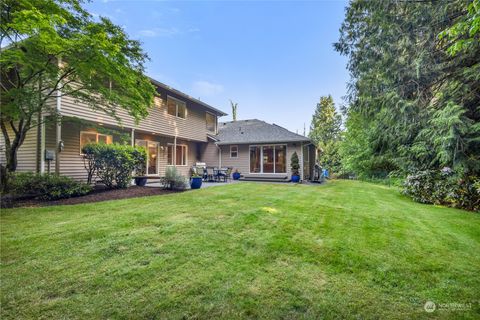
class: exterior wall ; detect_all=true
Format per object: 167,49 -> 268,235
60,86 -> 217,143
217,142 -> 303,178
0,125 -> 38,172
39,120 -> 204,181
201,142 -> 220,167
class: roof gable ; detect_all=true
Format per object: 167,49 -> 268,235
216,119 -> 311,145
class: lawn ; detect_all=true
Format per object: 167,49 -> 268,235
1,180 -> 479,319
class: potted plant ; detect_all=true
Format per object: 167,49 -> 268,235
232,169 -> 241,180
290,151 -> 300,183
134,151 -> 148,186
190,169 -> 203,189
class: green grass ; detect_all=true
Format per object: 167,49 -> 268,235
1,180 -> 479,319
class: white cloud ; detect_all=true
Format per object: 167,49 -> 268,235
138,26 -> 199,38
192,81 -> 224,96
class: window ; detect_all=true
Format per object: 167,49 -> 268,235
136,140 -> 159,175
167,144 -> 187,166
80,131 -> 112,153
167,96 -> 186,119
249,145 -> 286,174
206,112 -> 216,132
230,145 -> 238,158
250,146 -> 261,173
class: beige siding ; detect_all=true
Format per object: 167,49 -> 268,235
217,142 -> 303,178
61,87 -> 215,142
201,142 -> 220,167
43,122 -> 206,182
0,125 -> 38,172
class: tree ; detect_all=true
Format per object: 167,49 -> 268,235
335,0 -> 479,178
308,95 -> 342,174
230,100 -> 238,121
0,0 -> 156,175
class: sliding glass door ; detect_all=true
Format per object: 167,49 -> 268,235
249,145 -> 286,174
136,140 -> 159,175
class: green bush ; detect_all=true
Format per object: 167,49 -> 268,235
291,152 -> 300,175
403,168 -> 479,211
82,143 -> 146,189
8,172 -> 92,200
164,167 -> 188,191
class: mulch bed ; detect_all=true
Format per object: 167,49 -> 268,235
2,186 -> 179,208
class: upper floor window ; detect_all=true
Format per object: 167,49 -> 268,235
80,131 -> 112,153
206,112 -> 216,132
230,145 -> 238,158
167,96 -> 186,119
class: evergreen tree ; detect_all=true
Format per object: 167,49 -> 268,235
335,0 -> 479,177
308,95 -> 342,174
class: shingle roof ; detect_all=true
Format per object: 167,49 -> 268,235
216,119 -> 311,145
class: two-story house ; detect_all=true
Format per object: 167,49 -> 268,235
1,78 -> 316,182
0,78 -> 227,180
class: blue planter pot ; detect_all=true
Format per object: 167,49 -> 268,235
190,177 -> 203,189
291,175 -> 300,183
135,177 -> 147,186
233,172 -> 241,180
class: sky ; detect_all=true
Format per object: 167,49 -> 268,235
85,0 -> 350,134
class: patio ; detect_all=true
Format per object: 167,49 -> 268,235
145,179 -> 241,188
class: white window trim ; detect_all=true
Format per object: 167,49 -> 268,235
206,111 -> 217,133
166,95 -> 187,119
79,131 -> 113,155
249,144 -> 287,174
167,143 -> 188,166
230,145 -> 238,158
136,139 -> 160,176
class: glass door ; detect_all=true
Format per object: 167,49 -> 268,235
147,142 -> 159,175
136,140 -> 159,175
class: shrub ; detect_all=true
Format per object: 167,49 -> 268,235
403,168 -> 479,211
291,152 -> 300,175
8,172 -> 92,200
82,143 -> 146,189
164,167 -> 188,191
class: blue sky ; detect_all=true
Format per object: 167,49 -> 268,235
86,0 -> 349,134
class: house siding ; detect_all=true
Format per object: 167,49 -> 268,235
201,142 -> 220,167
216,142 -> 304,178
61,87 -> 215,142
0,125 -> 38,172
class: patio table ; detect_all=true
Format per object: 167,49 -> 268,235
214,168 -> 229,182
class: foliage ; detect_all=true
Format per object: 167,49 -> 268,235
164,167 -> 188,191
335,0 -> 479,203
0,0 -> 156,173
230,100 -> 238,121
309,95 -> 342,145
439,0 -> 480,56
403,168 -> 479,211
309,95 -> 343,175
290,152 -> 299,175
7,172 -> 91,200
82,143 -> 146,189
2,181 -> 479,319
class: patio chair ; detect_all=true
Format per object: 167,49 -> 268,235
196,167 -> 206,181
206,167 -> 215,182
218,167 -> 233,182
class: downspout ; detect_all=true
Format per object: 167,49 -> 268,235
215,143 -> 222,168
131,128 -> 135,147
173,136 -> 177,168
55,58 -> 62,175
302,142 -> 314,181
300,142 -> 304,181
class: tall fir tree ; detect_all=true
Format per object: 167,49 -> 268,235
308,95 -> 342,174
